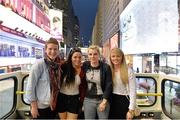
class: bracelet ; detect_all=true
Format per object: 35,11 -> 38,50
128,110 -> 134,115
102,99 -> 107,105
102,101 -> 107,105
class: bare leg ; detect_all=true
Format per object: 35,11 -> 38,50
67,112 -> 78,120
59,112 -> 67,119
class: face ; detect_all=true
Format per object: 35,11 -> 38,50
54,21 -> 61,29
71,52 -> 82,67
88,49 -> 99,63
45,43 -> 59,60
110,51 -> 122,66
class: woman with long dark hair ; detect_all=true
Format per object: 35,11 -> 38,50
56,47 -> 86,119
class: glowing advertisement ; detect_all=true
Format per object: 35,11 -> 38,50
0,0 -> 50,33
120,0 -> 179,54
49,9 -> 63,41
0,0 -> 51,40
102,39 -> 110,59
110,33 -> 119,49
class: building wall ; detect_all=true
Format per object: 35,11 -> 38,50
92,0 -> 131,47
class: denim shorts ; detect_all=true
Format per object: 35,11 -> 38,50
56,92 -> 80,114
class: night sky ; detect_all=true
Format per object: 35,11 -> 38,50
72,0 -> 98,46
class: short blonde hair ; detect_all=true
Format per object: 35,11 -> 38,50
88,45 -> 100,55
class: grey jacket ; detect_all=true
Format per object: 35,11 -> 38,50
25,59 -> 51,109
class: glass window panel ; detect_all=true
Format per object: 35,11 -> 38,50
164,80 -> 180,118
0,79 -> 14,118
23,76 -> 29,104
136,77 -> 156,106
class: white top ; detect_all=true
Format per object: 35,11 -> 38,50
113,68 -> 136,110
60,74 -> 81,95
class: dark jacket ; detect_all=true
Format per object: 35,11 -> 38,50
82,61 -> 112,100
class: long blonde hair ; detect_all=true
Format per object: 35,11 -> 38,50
109,48 -> 128,85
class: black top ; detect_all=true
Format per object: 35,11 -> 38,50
82,61 -> 112,100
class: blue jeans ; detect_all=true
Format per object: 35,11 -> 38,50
83,97 -> 110,119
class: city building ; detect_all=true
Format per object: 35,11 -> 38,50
93,0 -> 180,75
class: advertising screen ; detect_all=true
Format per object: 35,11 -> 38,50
102,39 -> 110,59
49,9 -> 63,41
120,0 -> 179,54
110,33 -> 119,49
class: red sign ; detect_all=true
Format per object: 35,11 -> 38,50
0,24 -> 25,37
1,0 -> 50,33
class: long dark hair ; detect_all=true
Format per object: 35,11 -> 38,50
62,47 -> 82,86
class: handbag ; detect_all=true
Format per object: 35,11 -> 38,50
125,95 -> 141,117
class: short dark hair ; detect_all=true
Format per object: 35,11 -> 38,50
53,16 -> 60,23
45,37 -> 59,49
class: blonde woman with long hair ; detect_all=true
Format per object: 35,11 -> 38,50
109,48 -> 136,119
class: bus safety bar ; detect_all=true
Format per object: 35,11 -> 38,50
137,93 -> 163,96
16,91 -> 163,97
16,91 -> 29,94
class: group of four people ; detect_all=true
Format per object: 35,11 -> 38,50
25,37 -> 136,119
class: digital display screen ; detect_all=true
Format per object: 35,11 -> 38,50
120,0 -> 179,54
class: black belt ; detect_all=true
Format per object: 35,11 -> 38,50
86,95 -> 103,100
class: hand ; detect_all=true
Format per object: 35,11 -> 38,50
31,102 -> 39,118
126,111 -> 134,120
98,99 -> 107,112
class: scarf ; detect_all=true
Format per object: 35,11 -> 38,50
44,55 -> 61,111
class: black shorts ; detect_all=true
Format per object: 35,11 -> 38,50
56,92 -> 80,114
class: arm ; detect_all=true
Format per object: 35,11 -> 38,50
128,68 -> 136,110
79,68 -> 87,103
102,63 -> 113,100
126,68 -> 136,119
25,61 -> 43,118
99,63 -> 112,111
25,63 -> 41,103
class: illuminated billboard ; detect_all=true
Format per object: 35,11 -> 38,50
102,39 -> 110,59
120,0 -> 179,54
110,33 -> 119,49
49,9 -> 63,41
0,0 -> 51,40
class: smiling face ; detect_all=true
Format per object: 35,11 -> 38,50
45,43 -> 59,60
110,48 -> 123,66
88,48 -> 100,64
71,52 -> 82,67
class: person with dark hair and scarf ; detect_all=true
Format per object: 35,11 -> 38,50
56,47 -> 87,119
25,37 -> 61,119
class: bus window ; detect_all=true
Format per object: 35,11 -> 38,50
136,77 -> 156,106
0,78 -> 15,118
163,80 -> 180,119
22,76 -> 29,105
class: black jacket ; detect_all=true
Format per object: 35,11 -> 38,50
82,61 -> 112,100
